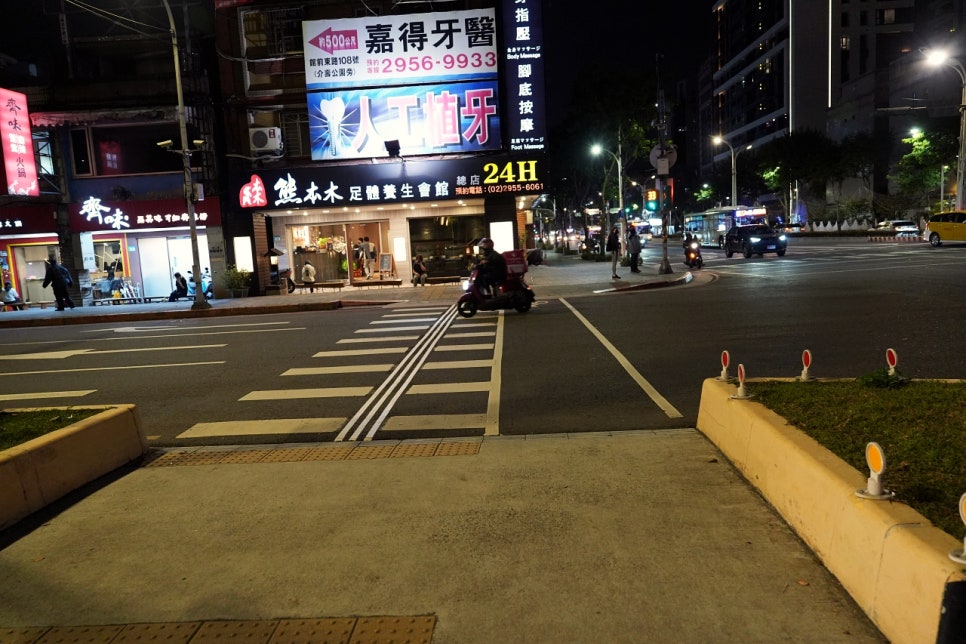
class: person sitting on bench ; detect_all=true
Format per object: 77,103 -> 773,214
2,281 -> 24,310
168,272 -> 188,301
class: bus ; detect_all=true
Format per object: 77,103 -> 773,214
682,207 -> 768,247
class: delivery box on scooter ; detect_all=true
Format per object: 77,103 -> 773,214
503,250 -> 527,276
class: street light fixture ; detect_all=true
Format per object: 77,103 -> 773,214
162,0 -> 210,310
712,136 -> 752,208
922,48 -> 966,211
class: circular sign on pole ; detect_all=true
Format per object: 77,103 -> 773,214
952,492 -> 966,564
649,144 -> 678,170
866,442 -> 886,475
722,350 -> 730,369
737,363 -> 745,385
959,492 -> 966,526
886,348 -> 898,370
802,350 -> 812,369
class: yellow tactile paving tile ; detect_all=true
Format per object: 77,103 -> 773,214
269,618 -> 355,644
350,616 -> 435,644
0,617 -> 435,644
113,622 -> 202,642
142,440 -> 482,469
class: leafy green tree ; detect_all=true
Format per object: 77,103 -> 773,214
754,129 -> 838,223
891,129 -> 958,211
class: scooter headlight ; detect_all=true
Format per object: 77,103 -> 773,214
461,279 -> 471,291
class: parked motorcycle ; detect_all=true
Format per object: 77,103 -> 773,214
457,251 -> 535,318
684,240 -> 704,269
186,269 -> 214,299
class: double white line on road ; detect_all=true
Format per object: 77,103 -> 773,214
335,305 -> 460,442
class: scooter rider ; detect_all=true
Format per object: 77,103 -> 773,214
474,238 -> 506,297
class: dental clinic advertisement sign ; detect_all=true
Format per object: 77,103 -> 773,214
302,9 -> 497,90
0,88 -> 39,196
303,8 -> 501,162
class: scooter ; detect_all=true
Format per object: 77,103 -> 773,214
684,240 -> 704,269
186,269 -> 214,299
457,267 -> 535,318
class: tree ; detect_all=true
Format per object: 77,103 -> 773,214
754,129 -> 838,224
891,128 -> 958,212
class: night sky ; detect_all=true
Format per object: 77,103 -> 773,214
542,0 -> 714,125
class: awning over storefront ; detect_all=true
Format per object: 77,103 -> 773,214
31,107 -> 177,128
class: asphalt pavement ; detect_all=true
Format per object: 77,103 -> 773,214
0,248 -> 886,643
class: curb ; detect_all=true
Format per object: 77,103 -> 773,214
0,405 -> 148,531
696,378 -> 966,644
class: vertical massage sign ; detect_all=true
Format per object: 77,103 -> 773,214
302,9 -> 502,160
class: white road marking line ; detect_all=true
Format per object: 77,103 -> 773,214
485,311 -> 504,435
282,365 -> 394,375
240,387 -> 371,400
0,390 -> 96,401
561,298 -> 683,419
390,307 -> 450,312
381,413 -> 486,431
406,382 -> 490,394
434,343 -> 495,352
0,344 -> 226,360
96,321 -> 291,334
338,307 -> 459,442
312,347 -> 408,358
0,361 -> 224,376
422,359 -> 493,369
446,331 -> 496,338
355,325 -> 430,333
370,318 -> 439,324
338,335 -> 420,344
177,417 -> 345,438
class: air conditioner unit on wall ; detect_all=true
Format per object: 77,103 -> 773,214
249,127 -> 283,153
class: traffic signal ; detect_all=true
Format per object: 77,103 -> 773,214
645,189 -> 659,212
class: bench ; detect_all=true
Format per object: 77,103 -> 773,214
143,295 -> 193,303
1,301 -> 26,312
91,297 -> 142,306
294,281 -> 344,293
25,301 -> 56,310
350,279 -> 402,288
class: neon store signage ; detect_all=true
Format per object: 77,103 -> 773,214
236,156 -> 545,209
0,88 -> 39,196
68,197 -> 221,232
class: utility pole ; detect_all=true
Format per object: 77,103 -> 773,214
655,55 -> 673,275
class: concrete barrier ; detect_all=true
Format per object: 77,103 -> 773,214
0,405 -> 147,531
697,378 -> 966,644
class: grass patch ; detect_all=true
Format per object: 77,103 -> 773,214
752,379 -> 966,537
0,408 -> 101,451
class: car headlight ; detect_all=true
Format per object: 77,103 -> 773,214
778,234 -> 787,241
749,236 -> 761,243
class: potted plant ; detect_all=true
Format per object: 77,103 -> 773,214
220,264 -> 251,297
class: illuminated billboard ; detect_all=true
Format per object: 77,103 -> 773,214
302,9 -> 498,91
0,88 -> 39,196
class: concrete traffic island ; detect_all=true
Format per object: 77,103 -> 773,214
0,405 -> 147,531
696,377 -> 966,644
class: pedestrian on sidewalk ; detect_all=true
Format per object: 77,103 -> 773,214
301,260 -> 316,292
627,226 -> 642,274
606,226 -> 622,279
42,258 -> 75,310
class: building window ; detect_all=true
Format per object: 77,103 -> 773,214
280,112 -> 311,159
240,7 -> 306,96
841,12 -> 850,28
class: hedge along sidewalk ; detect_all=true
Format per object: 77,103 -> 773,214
0,405 -> 147,531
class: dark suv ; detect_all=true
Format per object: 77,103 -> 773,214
723,224 -> 787,258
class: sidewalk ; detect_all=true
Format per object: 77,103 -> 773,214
0,250 -> 696,328
0,250 -> 885,642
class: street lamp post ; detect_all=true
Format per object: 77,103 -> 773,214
712,136 -> 752,208
923,48 -> 966,211
591,142 -> 624,237
162,0 -> 210,310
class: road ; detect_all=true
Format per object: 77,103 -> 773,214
2,238 -> 965,446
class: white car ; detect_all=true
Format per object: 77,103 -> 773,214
870,220 -> 920,237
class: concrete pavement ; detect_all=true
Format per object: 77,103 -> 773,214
0,249 -> 886,642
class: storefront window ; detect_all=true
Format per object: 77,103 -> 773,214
409,215 -> 485,277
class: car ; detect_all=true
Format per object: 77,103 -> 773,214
723,224 -> 787,258
869,219 -> 920,237
580,234 -> 602,253
922,211 -> 966,246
